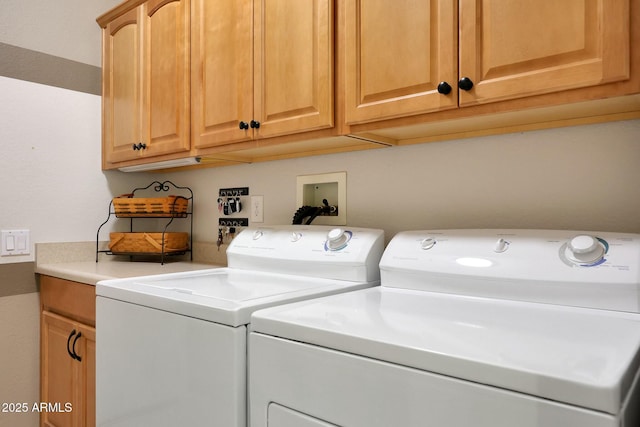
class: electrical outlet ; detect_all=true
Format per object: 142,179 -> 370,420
251,196 -> 264,223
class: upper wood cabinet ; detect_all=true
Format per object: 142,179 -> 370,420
192,0 -> 334,150
190,0 -> 253,148
99,0 -> 190,166
458,0 -> 630,107
344,0 -> 458,125
344,0 -> 631,125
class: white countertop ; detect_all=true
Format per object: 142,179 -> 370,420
34,241 -> 223,285
36,260 -> 219,286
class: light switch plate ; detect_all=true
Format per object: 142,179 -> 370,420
1,229 -> 30,256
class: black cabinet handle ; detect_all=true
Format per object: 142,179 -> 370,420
437,82 -> 452,95
132,142 -> 147,151
458,77 -> 474,91
239,121 -> 249,130
250,120 -> 261,129
72,331 -> 82,362
67,330 -> 77,360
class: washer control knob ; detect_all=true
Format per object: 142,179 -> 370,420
494,238 -> 509,253
566,235 -> 605,263
326,228 -> 350,251
420,237 -> 436,250
252,230 -> 263,240
291,232 -> 302,242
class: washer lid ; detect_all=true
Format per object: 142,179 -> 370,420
251,287 -> 640,415
96,268 -> 372,327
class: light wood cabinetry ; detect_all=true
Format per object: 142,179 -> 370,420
345,0 -> 633,126
190,0 -> 253,148
457,0 -> 630,107
100,0 -> 362,170
99,0 -> 190,167
40,276 -> 96,427
344,0 -> 458,124
192,0 -> 335,151
97,0 -> 639,171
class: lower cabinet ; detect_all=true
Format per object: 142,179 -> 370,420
40,276 -> 96,427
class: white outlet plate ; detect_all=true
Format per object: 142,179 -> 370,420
1,229 -> 30,256
251,195 -> 264,223
296,172 -> 346,225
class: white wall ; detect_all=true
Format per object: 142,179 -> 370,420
0,2 -> 141,426
0,0 -> 119,66
168,119 -> 640,243
0,76 -> 155,265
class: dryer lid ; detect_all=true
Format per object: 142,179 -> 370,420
251,287 -> 640,415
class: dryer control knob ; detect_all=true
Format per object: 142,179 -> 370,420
252,230 -> 264,240
420,237 -> 436,250
566,235 -> 605,263
326,228 -> 351,251
291,232 -> 303,242
494,238 -> 509,253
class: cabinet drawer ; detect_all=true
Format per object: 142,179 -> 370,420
40,275 -> 96,326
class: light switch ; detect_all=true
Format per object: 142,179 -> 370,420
16,235 -> 26,251
6,235 -> 15,251
1,230 -> 30,256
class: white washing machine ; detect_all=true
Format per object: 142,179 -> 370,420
249,229 -> 640,427
95,225 -> 384,427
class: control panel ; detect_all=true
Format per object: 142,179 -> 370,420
380,229 -> 640,313
227,226 -> 384,283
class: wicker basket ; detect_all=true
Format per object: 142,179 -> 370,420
109,232 -> 189,254
112,195 -> 188,218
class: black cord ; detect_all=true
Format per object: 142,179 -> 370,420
292,199 -> 333,225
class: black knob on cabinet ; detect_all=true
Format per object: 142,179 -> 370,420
458,77 -> 474,91
250,120 -> 261,129
132,142 -> 147,150
67,330 -> 77,360
437,82 -> 452,95
72,332 -> 82,362
239,121 -> 249,130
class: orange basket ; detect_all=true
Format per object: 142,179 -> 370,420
108,232 -> 189,254
112,195 -> 188,218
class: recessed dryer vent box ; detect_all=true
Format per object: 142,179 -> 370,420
296,172 -> 346,225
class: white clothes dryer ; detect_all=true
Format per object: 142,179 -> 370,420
249,229 -> 640,427
95,225 -> 384,427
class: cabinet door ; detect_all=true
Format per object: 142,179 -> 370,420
191,0 -> 253,149
344,0 -> 458,125
102,8 -> 141,164
254,0 -> 335,137
75,324 -> 96,427
41,312 -> 78,427
458,0 -> 630,106
140,0 -> 191,157
41,312 -> 95,427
